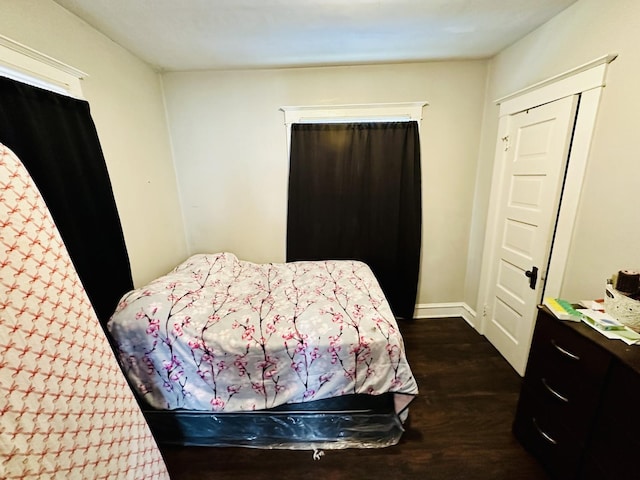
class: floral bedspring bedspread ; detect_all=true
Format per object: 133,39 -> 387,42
108,253 -> 418,413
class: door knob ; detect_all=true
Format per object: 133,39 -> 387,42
525,266 -> 538,290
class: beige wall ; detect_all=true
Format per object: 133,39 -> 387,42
8,0 -> 627,315
162,61 -> 488,306
0,0 -> 187,286
469,0 -> 640,310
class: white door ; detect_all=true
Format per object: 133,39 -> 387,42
483,95 -> 578,375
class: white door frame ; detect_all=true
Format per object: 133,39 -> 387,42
478,54 -> 617,336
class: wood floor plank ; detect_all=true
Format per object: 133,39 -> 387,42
159,318 -> 548,479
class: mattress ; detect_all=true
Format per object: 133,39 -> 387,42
108,252 -> 418,447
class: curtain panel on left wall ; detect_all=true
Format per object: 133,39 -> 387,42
0,76 -> 133,327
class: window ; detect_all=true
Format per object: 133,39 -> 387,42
281,102 -> 427,319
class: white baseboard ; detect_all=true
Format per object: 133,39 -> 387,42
413,302 -> 478,330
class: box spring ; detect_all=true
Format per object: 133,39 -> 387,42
143,393 -> 405,450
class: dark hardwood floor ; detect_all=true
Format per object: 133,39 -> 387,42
159,318 -> 548,479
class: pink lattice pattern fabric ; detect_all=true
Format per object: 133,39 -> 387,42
0,144 -> 169,479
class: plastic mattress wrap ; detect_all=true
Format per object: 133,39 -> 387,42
144,393 -> 407,450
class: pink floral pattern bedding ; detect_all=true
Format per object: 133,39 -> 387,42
108,253 -> 418,413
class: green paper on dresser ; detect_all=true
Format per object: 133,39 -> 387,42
577,309 -> 640,345
578,309 -> 625,331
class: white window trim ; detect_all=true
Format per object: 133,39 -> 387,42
280,101 -> 428,124
0,33 -> 87,98
279,101 -> 428,152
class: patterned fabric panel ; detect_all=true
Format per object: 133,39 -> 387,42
109,252 -> 418,413
0,144 -> 169,479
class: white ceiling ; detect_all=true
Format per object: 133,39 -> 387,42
53,0 -> 577,72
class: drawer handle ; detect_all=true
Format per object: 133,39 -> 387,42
532,417 -> 558,445
551,339 -> 580,361
541,377 -> 569,403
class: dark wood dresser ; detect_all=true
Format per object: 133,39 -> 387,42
513,306 -> 640,479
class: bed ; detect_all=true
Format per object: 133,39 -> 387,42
107,252 -> 418,450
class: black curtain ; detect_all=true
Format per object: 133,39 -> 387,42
0,76 -> 133,326
287,121 -> 421,320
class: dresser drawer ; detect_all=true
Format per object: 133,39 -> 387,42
523,313 -> 610,438
525,312 -> 611,400
513,387 -> 583,479
524,373 -> 601,440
